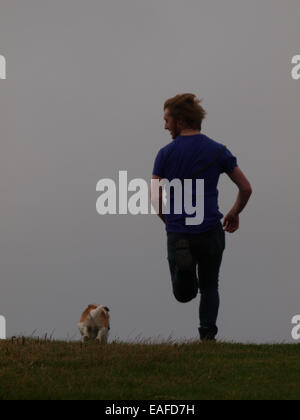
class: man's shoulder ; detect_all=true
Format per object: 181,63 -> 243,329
155,140 -> 176,159
201,134 -> 224,150
159,140 -> 175,153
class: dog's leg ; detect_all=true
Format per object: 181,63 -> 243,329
96,327 -> 108,344
80,324 -> 90,343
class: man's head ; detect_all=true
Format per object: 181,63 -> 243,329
164,93 -> 207,140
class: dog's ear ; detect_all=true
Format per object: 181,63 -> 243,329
103,306 -> 110,312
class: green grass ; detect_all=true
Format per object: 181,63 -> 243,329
0,337 -> 299,400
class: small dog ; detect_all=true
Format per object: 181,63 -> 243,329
78,304 -> 110,343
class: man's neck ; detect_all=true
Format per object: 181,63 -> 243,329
180,129 -> 201,136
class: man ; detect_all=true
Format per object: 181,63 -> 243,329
151,93 -> 252,341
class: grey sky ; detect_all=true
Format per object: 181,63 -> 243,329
0,0 -> 299,343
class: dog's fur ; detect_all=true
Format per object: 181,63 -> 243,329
78,304 -> 110,343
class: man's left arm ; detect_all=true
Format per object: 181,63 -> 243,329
150,175 -> 165,225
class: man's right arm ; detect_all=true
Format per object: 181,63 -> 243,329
223,166 -> 252,233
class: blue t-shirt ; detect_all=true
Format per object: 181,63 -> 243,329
152,133 -> 238,233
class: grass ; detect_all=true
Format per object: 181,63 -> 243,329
0,336 -> 299,400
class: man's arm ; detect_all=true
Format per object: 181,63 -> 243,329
150,175 -> 166,225
223,166 -> 252,233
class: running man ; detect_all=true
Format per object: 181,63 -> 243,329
151,93 -> 252,341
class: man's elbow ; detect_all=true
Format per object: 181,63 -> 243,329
150,191 -> 162,203
150,194 -> 158,203
240,186 -> 253,196
150,195 -> 163,214
151,196 -> 161,206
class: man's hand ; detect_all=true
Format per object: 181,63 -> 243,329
224,166 -> 252,233
223,211 -> 239,233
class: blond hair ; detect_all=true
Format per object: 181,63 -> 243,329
164,93 -> 206,130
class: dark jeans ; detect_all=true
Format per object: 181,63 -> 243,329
167,221 -> 225,331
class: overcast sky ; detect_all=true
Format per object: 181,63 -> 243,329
0,0 -> 299,343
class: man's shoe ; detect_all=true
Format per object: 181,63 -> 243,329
199,326 -> 218,342
175,239 -> 194,272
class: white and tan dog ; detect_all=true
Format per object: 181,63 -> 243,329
78,304 -> 110,343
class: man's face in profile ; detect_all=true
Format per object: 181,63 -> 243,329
164,108 -> 180,140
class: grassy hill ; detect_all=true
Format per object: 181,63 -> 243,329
0,337 -> 299,400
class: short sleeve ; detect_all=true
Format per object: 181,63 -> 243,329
220,148 -> 238,175
152,148 -> 165,178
